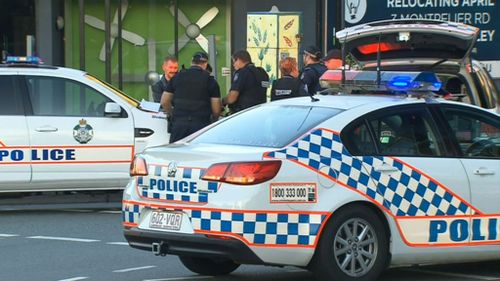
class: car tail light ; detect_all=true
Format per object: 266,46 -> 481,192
130,156 -> 148,176
202,161 -> 281,185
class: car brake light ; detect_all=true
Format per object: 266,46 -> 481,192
202,161 -> 281,185
130,156 -> 148,176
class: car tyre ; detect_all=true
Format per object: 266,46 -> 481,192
312,205 -> 389,281
179,256 -> 240,276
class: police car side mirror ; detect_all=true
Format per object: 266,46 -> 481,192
104,102 -> 122,117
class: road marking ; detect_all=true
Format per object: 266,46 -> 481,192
26,236 -> 100,243
143,276 -> 213,281
0,234 -> 19,237
107,242 -> 129,246
405,268 -> 500,281
113,265 -> 156,273
99,210 -> 121,214
57,277 -> 88,281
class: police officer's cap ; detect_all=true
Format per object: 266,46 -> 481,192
324,49 -> 342,61
192,51 -> 212,73
303,45 -> 322,60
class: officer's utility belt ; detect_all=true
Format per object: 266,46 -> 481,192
172,115 -> 210,122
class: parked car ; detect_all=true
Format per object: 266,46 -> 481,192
122,70 -> 499,281
335,19 -> 499,113
0,56 -> 169,192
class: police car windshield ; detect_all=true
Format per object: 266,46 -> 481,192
191,105 -> 341,148
86,74 -> 139,107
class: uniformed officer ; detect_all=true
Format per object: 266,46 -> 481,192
271,57 -> 307,101
323,49 -> 343,70
300,45 -> 327,96
222,50 -> 269,114
161,52 -> 221,143
151,56 -> 179,103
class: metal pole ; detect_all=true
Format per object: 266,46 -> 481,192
208,35 -> 217,80
117,0 -> 123,89
174,0 -> 178,58
79,0 -> 85,70
105,0 -> 112,83
341,0 -> 345,30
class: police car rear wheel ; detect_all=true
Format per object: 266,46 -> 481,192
313,206 -> 389,281
179,256 -> 240,276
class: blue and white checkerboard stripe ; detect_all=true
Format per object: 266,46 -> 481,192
138,166 -> 219,203
122,201 -> 327,247
266,129 -> 475,217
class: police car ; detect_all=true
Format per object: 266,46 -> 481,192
336,19 -> 499,113
123,70 -> 499,281
0,56 -> 169,193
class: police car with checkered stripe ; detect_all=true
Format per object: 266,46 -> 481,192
0,56 -> 169,193
123,69 -> 499,281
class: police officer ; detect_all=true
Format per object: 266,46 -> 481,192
222,50 -> 269,114
300,45 -> 327,96
151,56 -> 179,103
271,57 -> 307,101
161,52 -> 221,143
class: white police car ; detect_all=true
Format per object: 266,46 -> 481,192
0,56 -> 169,192
123,70 -> 499,281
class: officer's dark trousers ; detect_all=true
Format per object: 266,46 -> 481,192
169,117 -> 210,143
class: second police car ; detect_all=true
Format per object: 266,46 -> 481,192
0,57 -> 169,192
123,70 -> 500,281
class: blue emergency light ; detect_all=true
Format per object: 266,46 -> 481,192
5,56 -> 43,65
320,70 -> 442,94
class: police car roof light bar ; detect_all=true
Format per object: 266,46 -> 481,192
5,56 -> 43,65
319,70 -> 442,95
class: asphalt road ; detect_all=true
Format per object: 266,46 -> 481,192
1,197 -> 500,281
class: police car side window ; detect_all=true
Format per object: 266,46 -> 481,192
442,108 -> 499,159
367,109 -> 443,157
0,76 -> 24,115
27,76 -> 112,117
342,121 -> 377,156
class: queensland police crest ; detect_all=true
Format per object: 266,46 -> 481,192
167,162 -> 177,177
73,119 -> 94,144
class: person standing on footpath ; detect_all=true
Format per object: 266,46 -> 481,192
161,52 -> 221,143
270,57 -> 307,101
222,50 -> 269,114
300,45 -> 327,96
151,56 -> 179,103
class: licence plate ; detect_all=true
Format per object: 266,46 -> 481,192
149,211 -> 183,231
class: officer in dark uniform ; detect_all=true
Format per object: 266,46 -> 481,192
271,57 -> 307,101
151,56 -> 179,103
222,50 -> 269,113
300,45 -> 327,96
161,52 -> 221,143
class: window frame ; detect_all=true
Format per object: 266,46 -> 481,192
21,75 -> 124,118
341,104 -> 449,158
435,104 -> 500,159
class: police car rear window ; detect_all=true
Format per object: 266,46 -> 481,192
191,105 -> 341,148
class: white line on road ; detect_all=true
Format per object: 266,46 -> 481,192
106,242 -> 129,246
26,236 -> 100,243
0,234 -> 19,237
405,268 -> 500,281
57,277 -> 88,281
98,210 -> 122,214
143,276 -> 213,281
113,265 -> 156,273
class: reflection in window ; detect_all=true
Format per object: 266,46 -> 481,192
444,109 -> 500,158
27,76 -> 111,117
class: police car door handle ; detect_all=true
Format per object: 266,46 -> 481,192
374,164 -> 398,173
474,167 -> 495,176
35,126 -> 58,132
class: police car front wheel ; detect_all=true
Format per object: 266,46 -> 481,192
179,256 -> 240,276
312,205 -> 389,281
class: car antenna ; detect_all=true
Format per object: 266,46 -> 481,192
376,33 -> 382,86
